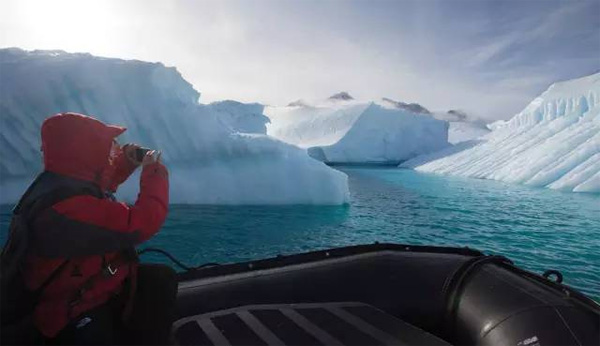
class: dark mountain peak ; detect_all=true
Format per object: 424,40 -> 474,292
328,92 -> 354,101
381,97 -> 431,114
287,99 -> 309,107
447,109 -> 468,121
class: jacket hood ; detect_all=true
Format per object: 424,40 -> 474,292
41,113 -> 126,186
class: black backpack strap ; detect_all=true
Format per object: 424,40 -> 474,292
10,172 -> 47,215
1,172 -> 102,285
1,192 -> 75,293
1,172 -> 50,260
20,172 -> 102,219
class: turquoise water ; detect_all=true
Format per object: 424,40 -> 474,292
1,168 -> 599,299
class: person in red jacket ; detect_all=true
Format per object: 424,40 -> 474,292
3,112 -> 175,345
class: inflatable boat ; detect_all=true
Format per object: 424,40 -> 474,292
173,243 -> 599,346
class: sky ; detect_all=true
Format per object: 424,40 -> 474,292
1,0 -> 599,121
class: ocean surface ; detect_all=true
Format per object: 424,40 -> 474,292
1,167 -> 599,299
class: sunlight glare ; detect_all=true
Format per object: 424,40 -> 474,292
13,0 -> 122,54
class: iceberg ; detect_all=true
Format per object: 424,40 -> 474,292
265,95 -> 449,164
0,48 -> 349,204
402,73 -> 600,193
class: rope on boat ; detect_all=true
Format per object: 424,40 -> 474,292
138,247 -> 219,271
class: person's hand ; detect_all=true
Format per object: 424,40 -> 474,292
123,143 -> 143,166
142,150 -> 162,167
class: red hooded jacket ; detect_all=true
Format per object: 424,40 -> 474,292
22,113 -> 169,338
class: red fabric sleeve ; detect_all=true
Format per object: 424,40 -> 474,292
108,150 -> 139,192
52,162 -> 169,244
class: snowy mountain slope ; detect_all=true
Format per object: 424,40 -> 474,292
402,73 -> 600,193
265,98 -> 449,164
0,48 -> 349,204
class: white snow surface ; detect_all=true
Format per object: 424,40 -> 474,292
265,101 -> 449,164
402,73 -> 600,193
0,48 -> 349,204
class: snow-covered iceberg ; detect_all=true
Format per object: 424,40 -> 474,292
402,73 -> 600,193
0,48 -> 349,204
265,95 -> 449,164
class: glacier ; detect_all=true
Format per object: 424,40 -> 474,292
402,73 -> 600,193
265,96 -> 449,164
0,48 -> 349,204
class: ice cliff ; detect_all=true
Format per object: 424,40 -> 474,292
402,73 -> 600,193
265,96 -> 449,164
0,48 -> 349,204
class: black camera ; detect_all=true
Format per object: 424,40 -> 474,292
135,147 -> 151,162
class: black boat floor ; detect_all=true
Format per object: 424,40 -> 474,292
172,302 -> 451,346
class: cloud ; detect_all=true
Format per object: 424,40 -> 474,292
1,0 -> 598,121
461,1 -> 595,69
466,32 -> 522,67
